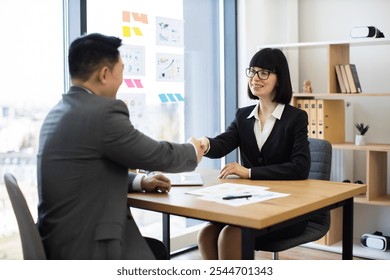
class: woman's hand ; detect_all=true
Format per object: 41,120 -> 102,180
141,174 -> 171,193
219,162 -> 250,179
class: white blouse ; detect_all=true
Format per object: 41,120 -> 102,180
247,103 -> 285,152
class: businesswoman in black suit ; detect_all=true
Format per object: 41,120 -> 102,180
197,48 -> 311,259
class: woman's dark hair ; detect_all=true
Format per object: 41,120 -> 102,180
247,48 -> 293,104
68,33 -> 122,81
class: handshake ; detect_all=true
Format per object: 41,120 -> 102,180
187,136 -> 210,163
187,136 -> 249,179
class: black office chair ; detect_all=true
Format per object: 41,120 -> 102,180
3,173 -> 47,259
255,138 -> 332,259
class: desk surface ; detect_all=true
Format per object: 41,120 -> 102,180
128,169 -> 366,230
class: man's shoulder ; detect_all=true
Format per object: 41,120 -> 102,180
64,92 -> 126,110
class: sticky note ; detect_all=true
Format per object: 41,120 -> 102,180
124,79 -> 135,88
132,27 -> 143,36
133,79 -> 143,88
175,93 -> 184,101
122,26 -> 131,37
122,11 -> 131,22
132,13 -> 148,24
159,94 -> 169,103
167,93 -> 176,102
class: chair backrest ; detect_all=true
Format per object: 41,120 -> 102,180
3,173 -> 47,260
308,138 -> 332,180
256,138 -> 333,259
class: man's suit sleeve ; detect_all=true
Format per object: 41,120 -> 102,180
127,172 -> 144,193
101,100 -> 197,173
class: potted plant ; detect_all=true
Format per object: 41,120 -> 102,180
355,123 -> 369,145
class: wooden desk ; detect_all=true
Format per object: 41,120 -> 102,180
128,169 -> 366,260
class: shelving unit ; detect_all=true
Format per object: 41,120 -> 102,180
258,39 -> 390,255
292,93 -> 390,206
333,143 -> 390,206
263,39 -> 390,207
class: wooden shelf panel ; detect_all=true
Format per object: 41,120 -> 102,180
354,194 -> 390,206
332,142 -> 390,152
293,93 -> 390,97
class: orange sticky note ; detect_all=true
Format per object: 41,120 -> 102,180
122,11 -> 131,22
132,13 -> 148,24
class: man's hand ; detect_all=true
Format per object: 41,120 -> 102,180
198,136 -> 210,154
187,137 -> 204,163
141,174 -> 171,193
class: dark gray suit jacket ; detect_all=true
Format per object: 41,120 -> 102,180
206,104 -> 310,180
37,86 -> 197,259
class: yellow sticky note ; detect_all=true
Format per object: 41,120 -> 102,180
132,27 -> 143,36
122,26 -> 131,37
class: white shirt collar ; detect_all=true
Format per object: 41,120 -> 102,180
247,103 -> 285,120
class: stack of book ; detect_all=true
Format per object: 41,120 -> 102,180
335,64 -> 362,93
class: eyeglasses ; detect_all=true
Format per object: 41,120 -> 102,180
245,68 -> 274,80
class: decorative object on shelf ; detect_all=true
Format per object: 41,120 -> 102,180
355,122 -> 369,145
361,231 -> 390,251
351,26 -> 385,38
302,80 -> 312,93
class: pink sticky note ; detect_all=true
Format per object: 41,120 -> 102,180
133,79 -> 143,88
124,79 -> 135,88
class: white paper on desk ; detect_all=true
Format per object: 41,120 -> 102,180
186,183 -> 289,207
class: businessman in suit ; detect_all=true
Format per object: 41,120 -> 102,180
197,48 -> 311,259
37,33 -> 204,260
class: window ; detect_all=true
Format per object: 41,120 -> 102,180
0,1 -> 64,259
0,0 -> 237,258
84,0 -> 234,252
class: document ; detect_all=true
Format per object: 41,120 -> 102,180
162,172 -> 203,186
186,183 -> 289,206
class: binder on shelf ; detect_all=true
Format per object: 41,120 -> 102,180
296,98 -> 303,110
335,64 -> 347,93
302,99 -> 311,137
316,99 -> 345,144
339,65 -> 351,93
344,64 -> 358,93
349,64 -> 362,93
309,99 -> 317,138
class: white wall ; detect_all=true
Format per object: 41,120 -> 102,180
237,0 -> 299,107
237,0 -> 390,253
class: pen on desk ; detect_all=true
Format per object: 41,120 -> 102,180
222,194 -> 252,200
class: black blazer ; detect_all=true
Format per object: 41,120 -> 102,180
206,104 -> 310,180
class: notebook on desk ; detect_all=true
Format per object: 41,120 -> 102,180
163,172 -> 203,186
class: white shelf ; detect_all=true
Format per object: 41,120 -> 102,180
257,37 -> 390,50
302,238 -> 390,260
